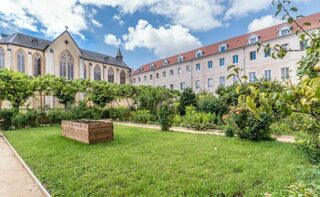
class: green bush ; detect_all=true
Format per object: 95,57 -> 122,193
157,102 -> 174,131
179,88 -> 197,115
108,107 -> 131,121
47,109 -> 74,124
0,109 -> 14,130
197,94 -> 228,124
11,113 -> 28,129
224,125 -> 236,137
182,106 -> 216,130
230,108 -> 272,141
130,110 -> 155,124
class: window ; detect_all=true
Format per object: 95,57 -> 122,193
149,74 -> 153,80
300,40 -> 309,50
281,44 -> 289,51
83,64 -> 87,79
0,47 -> 4,69
208,61 -> 213,69
177,67 -> 181,75
219,58 -> 225,66
144,75 -> 147,81
219,44 -> 227,52
279,26 -> 291,36
170,69 -> 174,76
249,72 -> 256,82
150,64 -> 155,70
59,50 -> 73,80
219,76 -> 225,86
134,78 -> 136,83
248,35 -> 259,45
195,80 -> 201,89
264,49 -> 271,58
264,70 -> 272,81
108,68 -> 114,83
233,75 -> 238,84
233,55 -> 238,64
120,70 -> 126,84
170,84 -> 174,89
180,82 -> 186,90
163,59 -> 168,66
281,67 -> 290,80
208,78 -> 213,88
250,51 -> 256,60
33,54 -> 41,76
186,66 -> 191,72
17,50 -> 25,73
94,65 -> 101,81
138,77 -> 141,82
195,63 -> 201,71
195,50 -> 203,58
178,55 -> 184,62
156,73 -> 159,79
162,71 -> 166,77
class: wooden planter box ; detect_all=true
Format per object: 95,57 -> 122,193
61,120 -> 113,144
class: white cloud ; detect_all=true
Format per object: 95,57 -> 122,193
122,19 -> 202,58
248,15 -> 283,32
112,15 -> 125,26
92,19 -> 102,27
104,34 -> 121,47
0,0 -> 101,39
81,0 -> 224,31
225,0 -> 271,19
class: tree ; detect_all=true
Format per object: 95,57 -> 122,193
88,81 -> 116,108
31,75 -> 56,110
179,88 -> 197,115
0,69 -> 34,112
53,77 -> 79,109
158,101 -> 175,131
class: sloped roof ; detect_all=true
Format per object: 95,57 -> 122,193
133,12 -> 320,75
0,32 -> 129,69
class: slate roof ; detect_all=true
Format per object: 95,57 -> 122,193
133,12 -> 320,75
0,32 -> 129,69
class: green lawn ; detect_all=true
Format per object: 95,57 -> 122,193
4,125 -> 314,196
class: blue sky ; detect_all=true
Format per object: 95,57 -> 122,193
0,0 -> 319,69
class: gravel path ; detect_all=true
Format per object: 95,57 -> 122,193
0,134 -> 47,197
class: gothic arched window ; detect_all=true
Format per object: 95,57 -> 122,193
108,68 -> 114,83
17,50 -> 25,73
120,70 -> 126,84
0,47 -> 4,69
83,64 -> 87,79
59,50 -> 74,80
33,54 -> 41,76
94,65 -> 101,81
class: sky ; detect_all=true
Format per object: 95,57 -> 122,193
0,0 -> 319,69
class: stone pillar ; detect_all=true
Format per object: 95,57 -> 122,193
90,64 -> 94,80
27,52 -> 33,76
79,58 -> 84,79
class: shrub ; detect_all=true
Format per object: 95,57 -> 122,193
108,107 -> 131,121
197,94 -> 228,123
229,107 -> 273,141
47,110 -> 73,124
0,109 -> 14,130
130,110 -> 155,124
172,115 -> 183,126
157,102 -> 175,131
11,113 -> 28,129
225,125 -> 236,137
183,106 -> 216,130
179,88 -> 197,115
25,110 -> 41,127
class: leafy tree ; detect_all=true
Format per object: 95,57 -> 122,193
117,84 -> 138,107
179,88 -> 197,115
31,75 -> 56,110
88,81 -> 116,108
53,77 -> 79,109
0,69 -> 33,112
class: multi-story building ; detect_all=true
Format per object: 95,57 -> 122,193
132,13 -> 320,93
0,30 -> 131,108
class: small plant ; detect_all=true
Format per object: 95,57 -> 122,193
157,102 -> 175,131
224,125 -> 236,137
0,109 -> 14,130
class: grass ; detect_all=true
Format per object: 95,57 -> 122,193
4,125 -> 315,196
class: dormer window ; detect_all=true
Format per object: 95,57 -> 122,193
219,44 -> 228,52
177,55 -> 184,62
139,68 -> 144,73
279,25 -> 291,37
195,50 -> 203,58
248,34 -> 259,45
163,59 -> 169,66
150,64 -> 155,70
